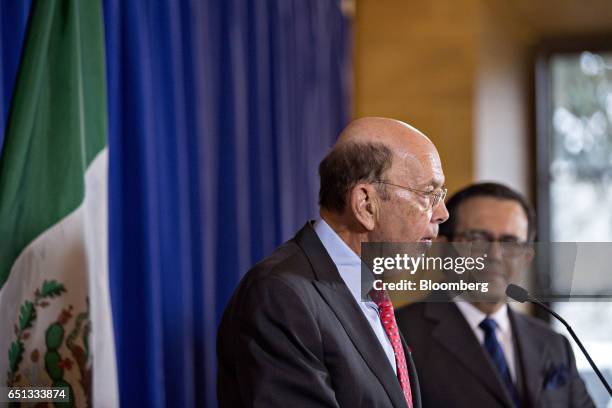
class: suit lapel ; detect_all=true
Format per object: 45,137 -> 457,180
425,301 -> 515,408
295,223 -> 408,408
510,309 -> 548,406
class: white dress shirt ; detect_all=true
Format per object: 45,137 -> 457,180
314,219 -> 397,374
454,299 -> 517,382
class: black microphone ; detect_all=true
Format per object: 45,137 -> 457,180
506,283 -> 529,303
505,284 -> 612,397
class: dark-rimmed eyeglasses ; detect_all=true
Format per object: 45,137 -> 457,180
455,229 -> 530,255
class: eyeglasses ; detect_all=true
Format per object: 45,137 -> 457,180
454,230 -> 530,256
375,181 -> 447,209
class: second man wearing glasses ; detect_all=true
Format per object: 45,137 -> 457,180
396,182 -> 594,408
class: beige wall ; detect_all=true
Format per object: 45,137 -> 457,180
354,0 -> 480,195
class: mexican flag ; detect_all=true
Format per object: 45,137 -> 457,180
0,1 -> 117,406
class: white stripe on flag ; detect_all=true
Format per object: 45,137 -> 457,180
0,148 -> 118,407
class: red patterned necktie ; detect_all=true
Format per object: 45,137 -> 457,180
370,288 -> 413,408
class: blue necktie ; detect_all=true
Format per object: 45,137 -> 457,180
479,318 -> 520,407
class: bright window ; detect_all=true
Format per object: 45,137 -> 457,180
541,49 -> 612,406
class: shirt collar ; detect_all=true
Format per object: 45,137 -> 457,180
454,298 -> 511,335
313,218 -> 365,302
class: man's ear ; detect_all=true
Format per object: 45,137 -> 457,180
349,182 -> 378,231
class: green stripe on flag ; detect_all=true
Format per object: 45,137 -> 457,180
0,0 -> 107,287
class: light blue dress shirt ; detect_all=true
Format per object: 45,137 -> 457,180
314,219 -> 397,374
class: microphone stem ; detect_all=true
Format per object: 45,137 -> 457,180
531,298 -> 612,397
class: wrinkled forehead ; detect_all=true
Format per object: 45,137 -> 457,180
390,143 -> 444,187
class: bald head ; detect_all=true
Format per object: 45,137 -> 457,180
340,117 -> 440,187
336,117 -> 433,152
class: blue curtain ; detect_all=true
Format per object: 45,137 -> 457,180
104,1 -> 351,407
0,0 -> 32,151
1,0 -> 351,406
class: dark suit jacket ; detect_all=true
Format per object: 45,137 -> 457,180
218,222 -> 421,407
396,300 -> 594,408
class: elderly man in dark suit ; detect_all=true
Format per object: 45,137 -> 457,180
396,182 -> 594,408
217,117 -> 449,407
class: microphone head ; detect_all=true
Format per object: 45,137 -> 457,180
506,284 -> 529,303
